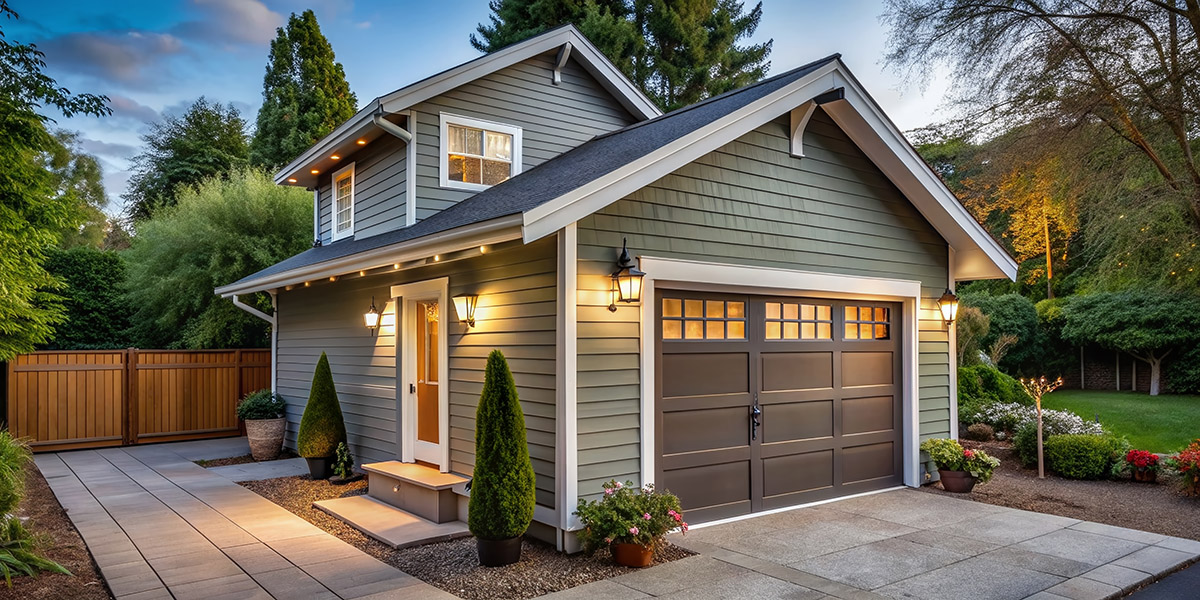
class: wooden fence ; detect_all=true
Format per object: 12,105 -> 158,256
5,349 -> 270,452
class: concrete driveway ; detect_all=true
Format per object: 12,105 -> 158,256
545,489 -> 1200,600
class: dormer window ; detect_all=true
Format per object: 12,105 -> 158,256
332,162 -> 355,241
440,113 -> 523,191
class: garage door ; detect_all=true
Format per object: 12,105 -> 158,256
655,291 -> 903,523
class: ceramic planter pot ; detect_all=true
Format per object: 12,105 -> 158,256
1133,469 -> 1158,483
244,417 -> 286,461
477,536 -> 522,567
305,456 -> 333,479
938,469 -> 977,493
612,542 -> 654,568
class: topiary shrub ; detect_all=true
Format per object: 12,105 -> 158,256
468,350 -> 536,541
964,423 -> 995,441
296,352 -> 347,458
1044,434 -> 1125,480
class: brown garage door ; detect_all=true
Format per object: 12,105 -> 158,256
655,291 -> 903,523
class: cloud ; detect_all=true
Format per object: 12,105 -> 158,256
38,30 -> 183,86
79,137 -> 137,160
173,0 -> 283,46
356,21 -> 371,29
107,95 -> 160,124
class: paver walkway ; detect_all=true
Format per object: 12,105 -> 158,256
544,489 -> 1200,600
37,441 -> 455,600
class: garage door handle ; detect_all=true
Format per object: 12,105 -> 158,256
751,404 -> 762,440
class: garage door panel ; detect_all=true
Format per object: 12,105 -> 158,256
761,400 -> 833,443
762,449 -> 833,497
662,393 -> 751,412
662,353 -> 748,398
663,406 -> 749,455
842,441 -> 896,484
761,352 -> 833,391
842,352 -> 894,387
842,395 -> 895,435
663,460 -> 751,512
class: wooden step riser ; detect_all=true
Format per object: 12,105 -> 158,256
367,473 -> 459,524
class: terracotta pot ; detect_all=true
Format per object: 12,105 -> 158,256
244,417 -> 286,461
612,542 -> 654,568
477,536 -> 522,567
938,469 -> 977,493
1133,469 -> 1158,483
305,456 -> 333,479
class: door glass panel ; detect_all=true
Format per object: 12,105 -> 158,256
416,301 -> 439,444
706,301 -> 724,319
766,321 -> 781,339
727,321 -> 745,339
843,304 -> 891,340
662,297 -> 747,341
663,298 -> 682,317
728,302 -> 745,318
783,322 -> 799,339
685,299 -> 703,318
765,301 -> 832,341
706,321 -> 725,339
765,302 -> 780,319
685,320 -> 704,339
663,320 -> 682,339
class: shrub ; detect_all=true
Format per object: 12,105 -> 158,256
957,365 -> 1032,426
961,292 -> 1041,373
974,402 -> 1102,439
1044,434 -> 1125,480
468,350 -> 535,541
333,442 -> 354,479
575,481 -> 686,554
920,438 -> 1001,483
296,352 -> 347,458
1167,344 -> 1200,394
1164,439 -> 1200,495
236,389 -> 287,420
0,432 -> 31,516
964,423 -> 995,441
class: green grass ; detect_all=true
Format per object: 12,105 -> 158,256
1042,389 -> 1200,453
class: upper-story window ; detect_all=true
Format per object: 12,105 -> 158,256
439,113 -> 523,192
332,163 -> 355,240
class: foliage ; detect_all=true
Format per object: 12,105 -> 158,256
251,10 -> 357,170
0,431 -> 30,516
40,247 -> 130,349
963,423 -> 994,442
1012,414 -> 1108,468
0,1 -> 110,362
468,350 -> 536,541
975,402 -> 1102,440
1034,297 -> 1075,381
955,306 -> 988,366
296,353 -> 348,459
1124,450 -> 1159,473
920,438 -> 1000,483
985,333 -> 1018,368
333,442 -> 354,479
957,364 -> 1031,425
0,517 -> 70,587
236,389 -> 287,421
1163,439 -> 1200,496
122,168 -> 310,349
960,292 -> 1040,374
124,97 -> 249,221
472,0 -> 772,111
41,130 -> 108,249
1043,434 -> 1125,480
1166,344 -> 1200,395
575,480 -> 686,553
1062,291 -> 1200,395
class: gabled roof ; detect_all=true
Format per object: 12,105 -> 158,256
220,54 -> 1016,296
275,25 -> 661,186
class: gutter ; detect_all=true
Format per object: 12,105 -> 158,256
373,113 -> 412,143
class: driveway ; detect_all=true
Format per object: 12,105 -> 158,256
545,489 -> 1200,600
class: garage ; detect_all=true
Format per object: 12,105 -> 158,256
655,291 -> 904,523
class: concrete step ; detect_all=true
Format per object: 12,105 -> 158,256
313,495 -> 470,549
361,461 -> 468,524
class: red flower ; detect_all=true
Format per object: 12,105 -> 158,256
963,449 -> 975,459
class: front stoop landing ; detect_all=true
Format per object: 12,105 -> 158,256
314,495 -> 469,549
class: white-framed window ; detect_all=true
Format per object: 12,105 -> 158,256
439,113 -> 522,192
331,162 -> 355,241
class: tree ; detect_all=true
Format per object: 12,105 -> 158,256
41,247 -> 130,349
472,0 -> 772,111
124,97 -> 249,221
251,10 -> 357,170
955,305 -> 989,365
123,169 -> 310,349
961,292 -> 1041,375
297,352 -> 348,459
468,350 -> 535,544
42,130 -> 108,248
0,0 -> 109,361
1061,291 -> 1200,395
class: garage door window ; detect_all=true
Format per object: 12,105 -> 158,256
765,302 -> 832,340
844,306 -> 890,340
662,298 -> 746,340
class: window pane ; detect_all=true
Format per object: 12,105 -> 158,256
783,322 -> 799,339
481,159 -> 511,185
782,303 -> 799,320
447,155 -> 467,182
875,307 -> 888,322
845,306 -> 858,321
766,321 -> 781,339
663,298 -> 682,318
484,131 -> 512,160
817,305 -> 832,320
461,157 -> 483,184
874,324 -> 889,339
684,320 -> 704,339
684,299 -> 703,318
817,322 -> 831,339
765,302 -> 780,320
663,320 -> 681,339
706,301 -> 724,319
801,322 -> 815,339
860,324 -> 873,339
465,127 -> 483,155
727,321 -> 745,339
706,321 -> 725,340
727,302 -> 745,318
845,323 -> 858,339
801,304 -> 815,320
448,125 -> 467,154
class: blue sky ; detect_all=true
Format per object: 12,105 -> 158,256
10,0 -> 951,213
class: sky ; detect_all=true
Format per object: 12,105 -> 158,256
9,0 -> 952,214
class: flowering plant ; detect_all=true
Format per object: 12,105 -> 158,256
1164,439 -> 1200,495
1124,449 -> 1160,472
920,438 -> 1001,483
966,402 -> 1104,436
574,480 -> 685,554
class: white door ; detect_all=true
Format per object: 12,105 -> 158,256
392,278 -> 450,471
412,298 -> 441,464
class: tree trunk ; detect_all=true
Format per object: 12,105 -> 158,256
1149,358 -> 1163,396
1043,198 -> 1054,299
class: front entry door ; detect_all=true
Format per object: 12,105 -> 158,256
413,300 -> 441,465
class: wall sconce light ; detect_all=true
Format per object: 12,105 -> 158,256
938,288 -> 959,325
453,294 -> 478,328
608,238 -> 645,312
364,296 -> 381,335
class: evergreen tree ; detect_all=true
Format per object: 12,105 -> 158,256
42,130 -> 108,249
251,10 -> 357,170
468,350 -> 535,541
297,352 -> 348,459
123,97 -> 249,222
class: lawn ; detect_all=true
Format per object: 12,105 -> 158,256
1043,389 -> 1200,453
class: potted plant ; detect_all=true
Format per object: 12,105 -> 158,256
296,352 -> 348,479
237,389 -> 288,461
330,441 -> 362,485
575,480 -> 686,568
468,350 -> 536,567
1124,449 -> 1160,483
921,438 -> 1000,493
1164,439 -> 1200,496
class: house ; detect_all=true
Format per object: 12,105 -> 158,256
216,25 -> 1016,551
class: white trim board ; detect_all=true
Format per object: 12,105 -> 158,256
331,162 -> 356,241
391,278 -> 451,472
636,256 -> 925,491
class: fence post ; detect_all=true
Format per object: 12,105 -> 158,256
124,348 -> 137,445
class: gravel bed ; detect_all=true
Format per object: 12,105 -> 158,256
195,449 -> 297,468
240,475 -> 692,599
922,440 -> 1200,541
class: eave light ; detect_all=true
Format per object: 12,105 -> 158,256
453,294 -> 479,328
608,238 -> 645,312
938,288 -> 960,325
311,169 -> 320,174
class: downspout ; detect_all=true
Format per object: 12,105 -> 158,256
313,189 -> 320,247
373,112 -> 412,143
227,293 -> 278,391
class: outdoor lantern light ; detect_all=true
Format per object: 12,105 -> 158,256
453,294 -> 479,328
608,238 -> 646,312
938,288 -> 960,325
364,296 -> 381,335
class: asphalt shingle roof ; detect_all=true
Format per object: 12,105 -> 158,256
227,54 -> 839,289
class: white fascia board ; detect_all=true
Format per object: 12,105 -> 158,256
274,99 -> 381,184
214,215 -> 523,296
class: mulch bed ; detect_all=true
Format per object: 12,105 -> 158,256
194,449 -> 298,468
0,465 -> 111,600
240,475 -> 692,599
922,440 -> 1200,541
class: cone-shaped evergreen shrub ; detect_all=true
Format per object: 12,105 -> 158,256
297,352 -> 348,458
468,350 -> 535,540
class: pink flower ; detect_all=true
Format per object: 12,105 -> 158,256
643,513 -> 651,520
629,526 -> 639,535
681,522 -> 689,533
604,488 -> 614,496
604,537 -> 612,544
614,481 -> 623,489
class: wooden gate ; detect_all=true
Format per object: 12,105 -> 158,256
5,349 -> 270,452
